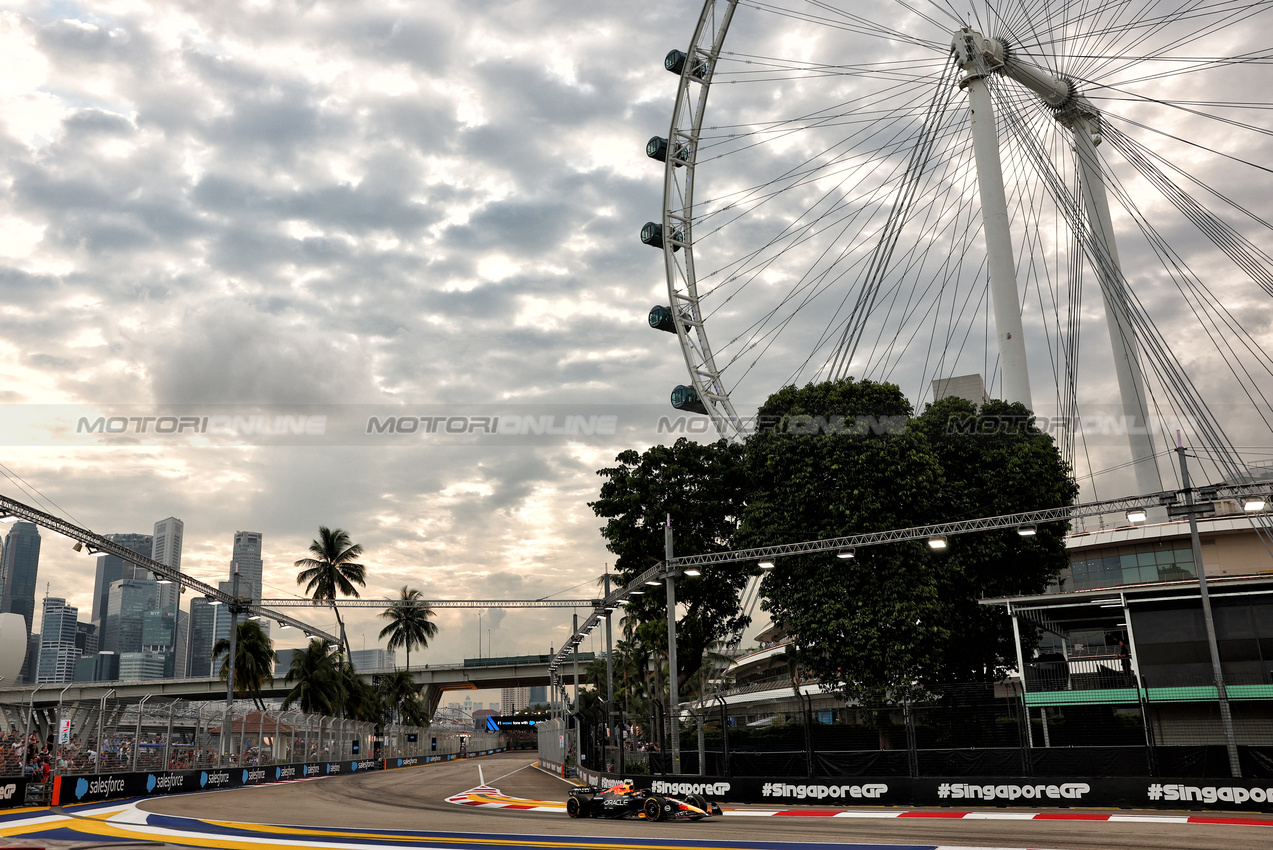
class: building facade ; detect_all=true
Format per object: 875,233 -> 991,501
151,517 -> 184,613
186,597 -> 217,677
0,522 -> 41,634
103,577 -> 157,655
231,531 -> 264,603
91,533 -> 154,629
36,596 -> 80,684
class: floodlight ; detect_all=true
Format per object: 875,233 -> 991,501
1016,525 -> 1037,537
927,535 -> 948,550
758,560 -> 775,570
836,549 -> 855,559
1126,508 -> 1147,523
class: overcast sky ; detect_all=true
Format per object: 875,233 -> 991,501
2,0 -> 1270,680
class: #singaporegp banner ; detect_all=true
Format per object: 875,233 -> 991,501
48,747 -> 509,806
575,767 -> 1273,813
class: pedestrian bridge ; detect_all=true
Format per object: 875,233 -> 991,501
0,653 -> 595,716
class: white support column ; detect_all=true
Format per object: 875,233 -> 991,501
1070,124 -> 1162,494
952,28 -> 1033,409
995,39 -> 1162,494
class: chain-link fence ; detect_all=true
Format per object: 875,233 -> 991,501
1,695 -> 498,784
566,679 -> 1273,780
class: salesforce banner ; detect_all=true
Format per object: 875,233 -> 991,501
577,769 -> 1273,813
51,759 -> 384,806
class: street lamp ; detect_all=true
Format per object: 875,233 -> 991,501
927,535 -> 948,550
758,560 -> 775,570
1016,525 -> 1037,537
836,549 -> 856,559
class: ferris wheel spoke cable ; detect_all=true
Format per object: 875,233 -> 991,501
1102,124 -> 1273,293
1097,137 -> 1273,430
829,64 -> 959,379
863,131 -> 984,382
845,124 -> 982,382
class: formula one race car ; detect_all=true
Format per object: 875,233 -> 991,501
566,780 -> 722,821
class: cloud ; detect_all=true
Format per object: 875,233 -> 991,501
0,0 -> 1270,681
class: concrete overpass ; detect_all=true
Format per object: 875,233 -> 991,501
0,654 -> 595,715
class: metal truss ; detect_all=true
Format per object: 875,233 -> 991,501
257,598 -> 599,609
0,494 -> 341,645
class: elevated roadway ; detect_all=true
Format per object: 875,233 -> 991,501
0,653 -> 593,714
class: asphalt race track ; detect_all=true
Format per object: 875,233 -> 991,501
2,751 -> 1271,850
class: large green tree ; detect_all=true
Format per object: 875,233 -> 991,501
590,437 -> 752,694
910,396 -> 1078,681
740,379 -> 948,704
294,527 -> 367,660
212,619 -> 277,710
739,379 -> 1076,703
378,586 -> 438,670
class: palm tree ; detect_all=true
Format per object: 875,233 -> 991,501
378,586 -> 438,670
376,669 -> 429,726
212,619 -> 277,710
338,658 -> 383,722
294,526 -> 367,658
282,638 -> 344,715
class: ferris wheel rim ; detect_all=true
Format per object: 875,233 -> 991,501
660,0 -> 746,440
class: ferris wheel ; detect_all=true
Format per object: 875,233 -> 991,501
643,0 -> 1273,496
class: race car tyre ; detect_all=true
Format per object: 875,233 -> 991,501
566,796 -> 583,818
643,797 -> 664,822
685,794 -> 707,813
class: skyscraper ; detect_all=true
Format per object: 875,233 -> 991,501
103,578 -> 157,655
91,533 -> 154,628
37,597 -> 80,684
186,597 -> 217,677
141,608 -> 177,678
0,522 -> 41,634
151,518 -> 184,612
231,531 -> 263,603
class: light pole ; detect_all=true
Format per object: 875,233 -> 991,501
604,568 -> 617,774
664,514 -> 682,775
1175,439 -> 1241,777
226,566 -> 240,710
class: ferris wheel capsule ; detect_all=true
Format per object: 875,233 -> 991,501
665,49 -> 709,79
648,305 -> 677,333
641,222 -> 681,251
671,385 -> 708,415
646,136 -> 689,166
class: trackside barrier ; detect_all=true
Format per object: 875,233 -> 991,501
574,766 -> 1273,813
382,747 -> 506,770
0,777 -> 28,810
50,749 -> 507,806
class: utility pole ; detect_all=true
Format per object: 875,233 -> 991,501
665,514 -> 681,775
604,568 -> 617,773
226,565 -> 240,709
1176,439 -> 1241,777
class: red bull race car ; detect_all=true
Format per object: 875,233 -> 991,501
566,780 -> 722,821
